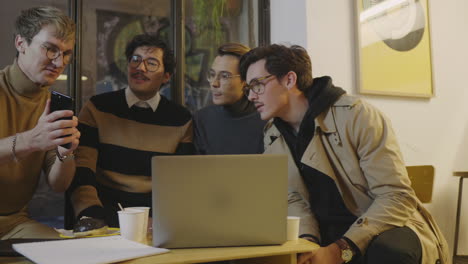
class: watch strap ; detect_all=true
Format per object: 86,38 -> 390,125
336,238 -> 349,249
336,238 -> 354,263
55,147 -> 75,162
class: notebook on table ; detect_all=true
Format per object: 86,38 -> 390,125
151,154 -> 288,248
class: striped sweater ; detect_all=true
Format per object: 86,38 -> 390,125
70,89 -> 194,219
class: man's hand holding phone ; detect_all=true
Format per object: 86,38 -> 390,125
48,91 -> 80,158
51,109 -> 80,159
22,92 -> 80,157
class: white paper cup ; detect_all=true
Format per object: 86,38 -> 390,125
287,216 -> 300,240
126,207 -> 150,239
118,209 -> 145,243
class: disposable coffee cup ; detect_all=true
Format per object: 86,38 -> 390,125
118,209 -> 145,243
287,216 -> 300,241
126,207 -> 150,240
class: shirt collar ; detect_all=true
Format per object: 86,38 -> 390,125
125,87 -> 160,112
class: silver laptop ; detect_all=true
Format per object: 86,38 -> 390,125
151,154 -> 288,248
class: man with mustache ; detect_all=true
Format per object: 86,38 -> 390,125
69,34 -> 194,232
0,6 -> 79,238
240,44 -> 449,264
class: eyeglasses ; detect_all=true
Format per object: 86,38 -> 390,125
41,44 -> 73,64
128,55 -> 161,72
243,74 -> 274,96
207,71 -> 240,84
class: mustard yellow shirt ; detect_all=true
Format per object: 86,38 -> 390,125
0,60 -> 55,215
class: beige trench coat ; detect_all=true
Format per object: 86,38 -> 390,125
264,95 -> 450,264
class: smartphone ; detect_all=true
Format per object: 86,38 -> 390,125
50,91 -> 74,149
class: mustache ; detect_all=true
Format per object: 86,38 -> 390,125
131,72 -> 149,80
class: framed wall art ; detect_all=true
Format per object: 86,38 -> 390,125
356,0 -> 433,97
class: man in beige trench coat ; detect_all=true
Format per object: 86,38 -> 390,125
239,44 -> 450,264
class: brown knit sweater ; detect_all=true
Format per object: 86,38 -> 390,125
0,60 -> 55,215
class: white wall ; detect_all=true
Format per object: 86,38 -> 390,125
271,0 -> 468,255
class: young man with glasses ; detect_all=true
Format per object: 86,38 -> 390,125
0,6 -> 79,239
193,43 -> 266,154
68,34 -> 194,231
240,44 -> 449,264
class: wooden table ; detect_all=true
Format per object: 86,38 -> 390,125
1,239 -> 318,264
453,171 -> 468,264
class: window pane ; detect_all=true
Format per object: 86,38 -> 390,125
80,0 -> 171,109
182,0 -> 260,112
78,0 -> 263,112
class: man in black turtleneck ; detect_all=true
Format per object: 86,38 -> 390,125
239,44 -> 449,264
193,43 -> 266,154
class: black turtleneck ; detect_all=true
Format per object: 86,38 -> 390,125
222,94 -> 257,118
193,96 -> 267,154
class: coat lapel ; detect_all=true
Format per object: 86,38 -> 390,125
301,110 -> 368,215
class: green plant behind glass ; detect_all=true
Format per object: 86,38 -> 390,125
193,0 -> 226,47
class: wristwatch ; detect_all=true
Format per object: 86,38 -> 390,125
335,238 -> 354,263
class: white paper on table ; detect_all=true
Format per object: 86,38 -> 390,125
13,235 -> 169,264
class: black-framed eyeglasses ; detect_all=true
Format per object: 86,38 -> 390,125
243,74 -> 274,96
207,70 -> 240,84
128,55 -> 161,72
41,44 -> 73,65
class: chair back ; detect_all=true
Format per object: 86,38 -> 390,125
406,165 -> 434,203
